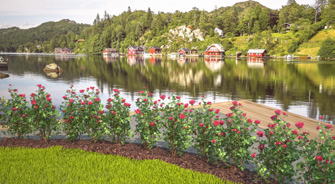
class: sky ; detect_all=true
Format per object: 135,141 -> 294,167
0,0 -> 316,29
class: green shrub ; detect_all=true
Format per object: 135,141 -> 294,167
318,37 -> 335,59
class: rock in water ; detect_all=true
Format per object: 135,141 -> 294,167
0,73 -> 9,79
43,63 -> 63,73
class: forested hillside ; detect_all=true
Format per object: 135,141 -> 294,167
1,0 -> 335,57
0,19 -> 89,52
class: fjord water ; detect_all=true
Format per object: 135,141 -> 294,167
0,53 -> 334,124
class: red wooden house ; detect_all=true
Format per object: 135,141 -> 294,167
247,49 -> 267,57
103,48 -> 118,57
177,48 -> 190,56
149,46 -> 161,55
128,46 -> 144,55
205,44 -> 225,57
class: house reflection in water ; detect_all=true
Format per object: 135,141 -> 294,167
205,57 -> 224,72
55,54 -> 75,61
247,58 -> 264,68
178,57 -> 198,65
103,55 -> 118,63
127,55 -> 145,66
149,56 -> 162,65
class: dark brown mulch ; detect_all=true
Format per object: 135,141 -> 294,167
0,138 -> 266,184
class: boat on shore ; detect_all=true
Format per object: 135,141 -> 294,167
0,56 -> 8,68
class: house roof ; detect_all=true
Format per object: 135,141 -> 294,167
128,46 -> 143,50
105,48 -> 118,52
247,49 -> 267,54
205,44 -> 225,52
178,48 -> 190,52
150,46 -> 161,49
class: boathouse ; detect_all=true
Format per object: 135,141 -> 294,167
205,44 -> 225,56
247,49 -> 267,58
191,49 -> 198,55
54,47 -> 74,54
149,46 -> 161,55
178,48 -> 190,56
103,48 -> 118,57
128,46 -> 144,55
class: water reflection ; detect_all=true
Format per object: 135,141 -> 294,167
0,53 -> 334,124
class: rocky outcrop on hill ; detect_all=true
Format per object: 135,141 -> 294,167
168,25 -> 205,42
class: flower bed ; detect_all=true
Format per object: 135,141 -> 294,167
0,84 -> 334,183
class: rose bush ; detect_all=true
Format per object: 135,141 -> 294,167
29,84 -> 61,142
191,97 -> 226,163
296,116 -> 334,183
160,92 -> 193,156
252,110 -> 301,183
221,101 -> 258,170
0,85 -> 33,139
134,88 -> 162,149
104,89 -> 133,145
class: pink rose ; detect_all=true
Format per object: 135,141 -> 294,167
251,153 -> 256,158
160,95 -> 166,100
189,100 -> 195,105
212,139 -> 216,144
179,114 -> 186,119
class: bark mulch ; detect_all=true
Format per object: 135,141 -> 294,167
0,138 -> 267,184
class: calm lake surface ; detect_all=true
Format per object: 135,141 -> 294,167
0,53 -> 334,124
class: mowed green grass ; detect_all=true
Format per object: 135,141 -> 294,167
0,146 -> 237,184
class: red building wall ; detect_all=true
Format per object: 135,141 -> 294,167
247,53 -> 265,58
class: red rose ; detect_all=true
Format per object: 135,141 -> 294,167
80,89 -> 85,93
295,122 -> 304,129
251,153 -> 256,158
317,126 -> 321,130
232,101 -> 238,106
212,139 -> 216,143
148,93 -> 152,96
215,109 -> 220,114
99,110 -> 104,114
219,120 -> 224,125
88,101 -> 93,105
255,120 -> 261,124
94,98 -> 100,102
114,89 -> 120,93
298,135 -> 303,139
22,114 -> 25,117
150,122 -> 155,127
207,101 -> 212,105
62,96 -> 67,99
37,84 -> 42,88
257,131 -> 264,137
46,94 -> 51,98
247,119 -> 252,123
287,123 -> 291,128
292,130 -> 298,135
35,106 -> 38,109
316,156 -> 323,162
242,113 -> 247,117
160,95 -> 166,100
184,103 -> 188,108
319,116 -> 324,120
209,108 -> 213,112
275,109 -> 281,115
283,144 -> 287,148
154,101 -> 157,105
258,144 -> 265,151
271,115 -> 277,120
325,125 -> 332,129
46,98 -> 52,101
176,96 -> 181,99
199,123 -> 204,127
180,114 -> 186,119
122,99 -> 126,103
19,94 -> 26,98
168,117 -> 173,121
213,120 -> 219,126
189,100 -> 195,105
90,86 -> 95,90
30,93 -> 36,97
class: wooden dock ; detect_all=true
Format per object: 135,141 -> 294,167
208,100 -> 334,139
1,100 -> 333,139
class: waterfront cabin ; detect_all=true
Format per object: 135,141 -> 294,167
128,46 -> 144,55
54,47 -> 74,54
103,48 -> 118,57
178,48 -> 190,56
191,49 -> 198,55
149,46 -> 161,55
205,44 -> 225,57
247,49 -> 267,58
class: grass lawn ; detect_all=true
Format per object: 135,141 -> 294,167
0,146 -> 237,184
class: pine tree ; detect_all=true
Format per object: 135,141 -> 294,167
287,0 -> 297,5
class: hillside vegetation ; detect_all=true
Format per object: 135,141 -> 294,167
1,0 -> 335,57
